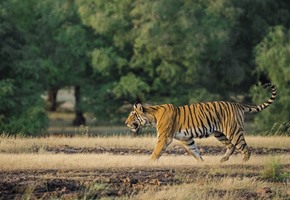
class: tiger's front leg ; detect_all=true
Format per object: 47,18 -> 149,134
174,132 -> 203,162
180,139 -> 204,162
150,136 -> 173,160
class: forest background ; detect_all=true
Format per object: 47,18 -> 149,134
1,0 -> 290,135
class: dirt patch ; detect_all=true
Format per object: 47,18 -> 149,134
1,165 -> 289,200
0,169 -> 175,199
43,145 -> 290,156
0,168 -> 249,199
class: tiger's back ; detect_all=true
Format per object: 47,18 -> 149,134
173,101 -> 245,139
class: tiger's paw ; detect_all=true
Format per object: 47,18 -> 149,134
150,155 -> 159,162
220,156 -> 229,163
242,156 -> 250,162
242,152 -> 251,162
197,157 -> 204,162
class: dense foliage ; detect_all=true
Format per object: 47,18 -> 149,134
253,26 -> 290,133
0,0 -> 48,135
1,0 -> 290,135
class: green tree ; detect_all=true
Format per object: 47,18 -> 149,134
3,0 -> 290,131
21,0 -> 94,125
77,0 -> 135,124
0,0 -> 48,135
253,26 -> 290,133
130,0 -> 242,102
77,0 -> 248,124
231,0 -> 290,93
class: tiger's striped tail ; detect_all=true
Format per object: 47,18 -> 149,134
243,83 -> 277,113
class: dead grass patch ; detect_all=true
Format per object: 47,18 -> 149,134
0,135 -> 289,154
126,178 -> 288,200
0,153 -> 289,171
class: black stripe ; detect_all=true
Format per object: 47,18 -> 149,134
204,103 -> 215,132
211,103 -> 219,124
236,142 -> 245,151
215,134 -> 226,140
234,134 -> 243,146
192,104 -> 202,134
160,105 -> 167,110
199,103 -> 208,134
176,106 -> 180,122
204,113 -> 212,132
239,143 -> 246,151
185,128 -> 189,136
187,140 -> 195,146
150,107 -> 158,111
187,105 -> 193,135
213,103 -> 222,130
219,102 -> 227,119
182,106 -> 186,126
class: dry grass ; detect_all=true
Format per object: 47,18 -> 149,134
0,135 -> 289,154
192,135 -> 290,149
0,135 -> 289,171
129,180 -> 254,200
0,153 -> 289,171
125,178 -> 287,200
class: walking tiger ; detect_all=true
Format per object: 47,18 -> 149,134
125,83 -> 276,162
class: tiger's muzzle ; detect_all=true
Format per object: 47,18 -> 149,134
125,121 -> 140,133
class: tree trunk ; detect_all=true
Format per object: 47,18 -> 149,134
73,85 -> 86,126
47,88 -> 59,111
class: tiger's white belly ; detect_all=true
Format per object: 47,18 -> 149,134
173,127 -> 214,141
174,131 -> 192,141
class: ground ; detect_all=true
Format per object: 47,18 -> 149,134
0,167 -> 267,200
0,144 -> 289,200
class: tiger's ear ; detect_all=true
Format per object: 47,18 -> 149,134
134,103 -> 144,113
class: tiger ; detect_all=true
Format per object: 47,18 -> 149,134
125,83 -> 276,162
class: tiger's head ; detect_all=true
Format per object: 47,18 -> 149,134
125,103 -> 151,133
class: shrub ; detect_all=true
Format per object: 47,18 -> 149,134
260,157 -> 289,182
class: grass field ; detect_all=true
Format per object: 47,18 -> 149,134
0,135 -> 289,199
1,153 -> 290,171
1,135 -> 289,153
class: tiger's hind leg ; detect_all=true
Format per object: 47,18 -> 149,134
231,130 -> 251,162
213,131 -> 236,162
